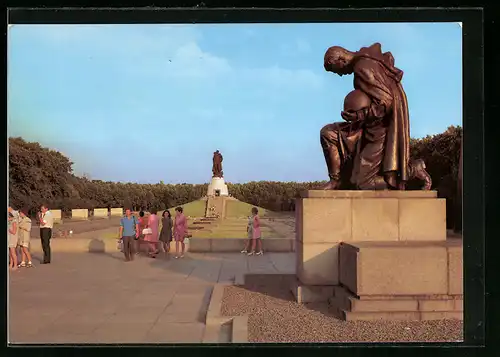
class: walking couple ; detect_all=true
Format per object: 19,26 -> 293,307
161,206 -> 190,259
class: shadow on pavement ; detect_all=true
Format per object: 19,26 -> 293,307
88,239 -> 105,253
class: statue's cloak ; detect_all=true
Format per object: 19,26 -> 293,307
352,43 -> 411,182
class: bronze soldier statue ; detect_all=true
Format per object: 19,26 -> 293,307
320,43 -> 431,190
212,150 -> 223,178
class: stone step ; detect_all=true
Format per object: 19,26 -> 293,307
330,286 -> 463,313
329,295 -> 463,313
244,273 -> 296,287
336,309 -> 463,321
202,321 -> 232,343
220,321 -> 233,343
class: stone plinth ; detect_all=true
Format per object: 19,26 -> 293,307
300,190 -> 438,199
338,241 -> 456,296
71,209 -> 88,220
295,190 -> 446,287
448,242 -> 463,295
328,240 -> 463,321
110,208 -> 123,217
297,190 -> 446,243
294,190 -> 449,303
93,208 -> 109,218
207,177 -> 229,197
51,209 -> 62,222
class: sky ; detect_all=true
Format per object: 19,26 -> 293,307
7,23 -> 462,184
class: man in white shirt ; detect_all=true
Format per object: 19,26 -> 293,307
39,204 -> 54,264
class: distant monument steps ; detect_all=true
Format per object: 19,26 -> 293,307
169,197 -> 272,219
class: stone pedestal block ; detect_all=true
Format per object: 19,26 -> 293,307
448,243 -> 464,295
296,241 -> 340,285
328,284 -> 463,321
339,240 -> 462,296
295,190 -> 447,290
110,208 -> 123,216
207,177 -> 229,197
296,198 -> 351,243
296,190 -> 446,243
71,208 -> 88,220
399,198 -> 447,241
290,279 -> 335,303
51,209 -> 62,222
93,208 -> 109,218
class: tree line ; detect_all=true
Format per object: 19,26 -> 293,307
8,125 -> 462,228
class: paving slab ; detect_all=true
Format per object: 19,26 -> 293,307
145,322 -> 206,343
91,322 -> 154,343
9,251 -> 295,344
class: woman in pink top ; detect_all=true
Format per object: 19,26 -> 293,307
144,209 -> 160,258
173,206 -> 189,259
248,207 -> 263,256
135,211 -> 146,255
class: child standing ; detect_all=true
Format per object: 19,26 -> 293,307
244,207 -> 263,256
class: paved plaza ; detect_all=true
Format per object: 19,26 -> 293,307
9,251 -> 295,344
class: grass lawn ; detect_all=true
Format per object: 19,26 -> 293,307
190,217 -> 281,239
224,200 -> 269,218
163,198 -> 272,219
166,199 -> 207,217
62,199 -> 285,241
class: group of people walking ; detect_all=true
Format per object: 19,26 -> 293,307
119,205 -> 264,260
8,204 -> 53,271
119,206 -> 189,261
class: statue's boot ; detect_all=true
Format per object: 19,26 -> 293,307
321,179 -> 341,190
384,171 -> 399,190
321,145 -> 342,190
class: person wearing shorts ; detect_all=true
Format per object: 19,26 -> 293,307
246,207 -> 263,256
17,209 -> 33,268
8,212 -> 19,270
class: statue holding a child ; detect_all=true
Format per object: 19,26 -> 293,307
320,43 -> 431,190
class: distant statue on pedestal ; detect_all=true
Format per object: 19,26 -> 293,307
212,150 -> 223,178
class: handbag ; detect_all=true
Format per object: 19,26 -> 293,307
142,228 -> 152,235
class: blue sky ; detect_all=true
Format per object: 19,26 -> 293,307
8,23 -> 462,184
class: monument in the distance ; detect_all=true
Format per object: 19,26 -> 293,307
207,150 -> 229,197
204,150 -> 232,219
293,43 -> 463,322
